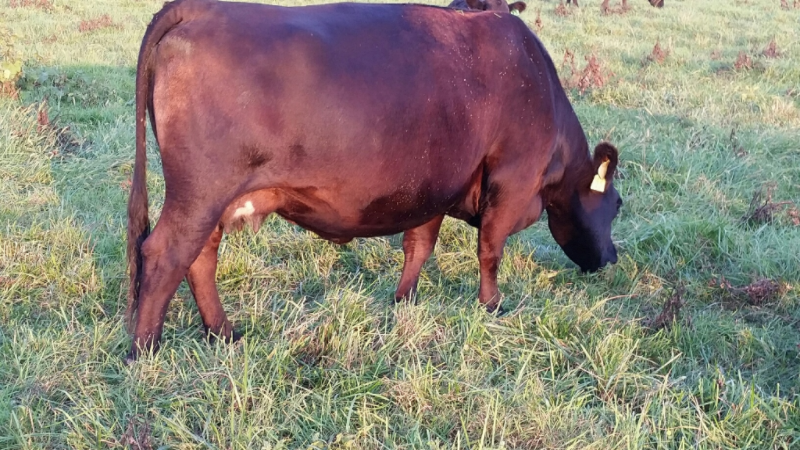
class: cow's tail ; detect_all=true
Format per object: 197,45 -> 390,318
126,0 -> 211,332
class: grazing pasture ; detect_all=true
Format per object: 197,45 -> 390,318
1,0 -> 798,448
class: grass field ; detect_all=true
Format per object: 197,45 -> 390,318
1,0 -> 799,448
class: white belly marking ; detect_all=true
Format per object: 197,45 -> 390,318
233,201 -> 255,219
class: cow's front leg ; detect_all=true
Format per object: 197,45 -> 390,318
477,224 -> 509,313
476,191 -> 542,313
395,215 -> 444,302
186,225 -> 239,343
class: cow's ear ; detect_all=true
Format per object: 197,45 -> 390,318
508,1 -> 526,13
466,0 -> 489,10
590,142 -> 618,193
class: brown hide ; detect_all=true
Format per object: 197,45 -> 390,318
125,0 -> 621,361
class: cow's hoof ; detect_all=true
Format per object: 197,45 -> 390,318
207,329 -> 241,344
124,350 -> 138,365
484,303 -> 508,317
393,294 -> 418,305
232,330 -> 243,343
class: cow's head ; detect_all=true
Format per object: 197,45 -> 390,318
451,0 -> 527,13
546,143 -> 621,273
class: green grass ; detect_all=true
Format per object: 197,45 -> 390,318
1,0 -> 799,448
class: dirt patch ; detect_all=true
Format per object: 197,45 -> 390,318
710,50 -> 722,60
710,276 -> 786,306
733,51 -> 753,70
646,284 -> 685,331
8,0 -> 53,11
761,38 -> 781,58
741,183 -> 797,227
78,14 -> 117,33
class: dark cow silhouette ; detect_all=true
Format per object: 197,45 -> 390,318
448,0 -> 527,14
126,0 -> 623,361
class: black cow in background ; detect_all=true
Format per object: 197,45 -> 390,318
448,0 -> 527,14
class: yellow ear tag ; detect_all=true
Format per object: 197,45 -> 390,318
590,159 -> 610,193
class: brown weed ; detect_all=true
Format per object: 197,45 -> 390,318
78,14 -> 116,33
761,38 -> 781,58
8,0 -> 53,11
742,183 -> 797,226
733,51 -> 753,70
645,40 -> 669,65
646,284 -> 685,331
534,9 -> 543,31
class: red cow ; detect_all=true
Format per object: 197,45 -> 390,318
126,0 -> 622,361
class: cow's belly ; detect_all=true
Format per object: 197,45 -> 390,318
219,179 -> 474,241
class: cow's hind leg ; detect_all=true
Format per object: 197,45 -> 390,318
126,204 -> 220,363
394,215 -> 444,302
186,225 -> 239,343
